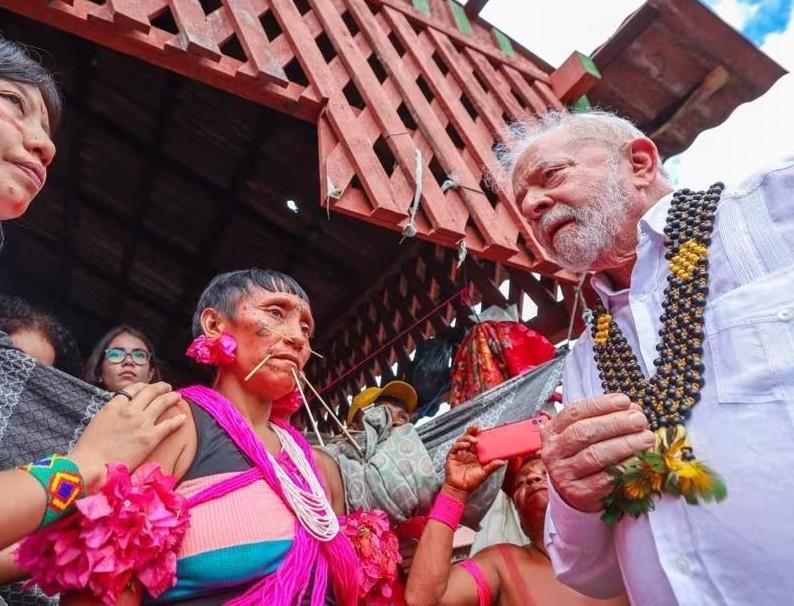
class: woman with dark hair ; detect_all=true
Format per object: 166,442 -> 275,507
0,294 -> 82,376
42,268 -> 358,605
0,37 -> 60,223
0,36 -> 186,553
83,325 -> 160,392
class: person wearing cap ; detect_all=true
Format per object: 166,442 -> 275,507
347,380 -> 418,430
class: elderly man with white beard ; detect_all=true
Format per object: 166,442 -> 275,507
503,110 -> 794,606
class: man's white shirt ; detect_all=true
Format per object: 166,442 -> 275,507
545,156 -> 794,606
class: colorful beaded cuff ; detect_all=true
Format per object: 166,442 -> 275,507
18,454 -> 86,528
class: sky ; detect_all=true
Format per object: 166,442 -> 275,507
473,0 -> 793,188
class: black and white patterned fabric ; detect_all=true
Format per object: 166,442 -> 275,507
0,332 -> 110,606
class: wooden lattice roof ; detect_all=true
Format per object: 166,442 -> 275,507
0,0 -> 784,415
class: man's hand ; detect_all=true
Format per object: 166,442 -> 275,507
444,426 -> 505,499
69,382 -> 187,491
541,393 -> 655,513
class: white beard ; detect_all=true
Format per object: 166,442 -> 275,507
539,168 -> 632,272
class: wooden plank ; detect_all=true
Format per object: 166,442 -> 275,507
492,28 -> 514,57
348,0 -> 515,259
103,0 -> 167,32
465,47 -> 524,119
532,81 -> 566,112
6,0 -> 321,121
222,0 -> 289,85
312,0 -> 466,241
464,256 -> 507,308
385,7 -> 532,248
549,51 -> 601,104
507,267 -> 557,311
269,0 -> 407,221
412,0 -> 431,15
372,0 -> 549,81
428,29 -> 504,136
447,0 -> 473,36
502,64 -> 548,115
165,0 -> 223,60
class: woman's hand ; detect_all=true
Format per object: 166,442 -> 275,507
443,426 -> 505,499
69,382 -> 187,491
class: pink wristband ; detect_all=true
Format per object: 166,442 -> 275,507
459,559 -> 492,606
429,492 -> 465,530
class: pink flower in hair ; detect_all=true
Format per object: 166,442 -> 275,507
185,333 -> 237,366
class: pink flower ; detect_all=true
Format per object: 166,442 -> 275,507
185,333 -> 237,366
17,463 -> 190,605
340,509 -> 402,600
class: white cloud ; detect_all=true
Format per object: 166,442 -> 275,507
482,1 -> 792,190
706,0 -> 761,32
481,0 -> 644,66
665,2 -> 793,188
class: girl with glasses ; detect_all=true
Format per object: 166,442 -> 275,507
83,325 -> 160,392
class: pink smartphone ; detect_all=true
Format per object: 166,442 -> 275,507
475,415 -> 547,464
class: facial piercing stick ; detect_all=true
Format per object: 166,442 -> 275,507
290,368 -> 325,447
244,354 -> 272,382
259,324 -> 324,359
299,371 -> 363,457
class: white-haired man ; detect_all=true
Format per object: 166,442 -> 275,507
506,110 -> 794,606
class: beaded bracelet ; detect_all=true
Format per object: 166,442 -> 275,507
18,454 -> 86,528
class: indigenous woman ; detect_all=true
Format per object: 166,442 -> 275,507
58,269 -> 358,605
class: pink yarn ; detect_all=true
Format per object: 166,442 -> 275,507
458,559 -> 492,606
180,385 -> 359,606
429,493 -> 465,531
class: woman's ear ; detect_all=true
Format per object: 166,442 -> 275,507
626,137 -> 661,189
199,308 -> 227,339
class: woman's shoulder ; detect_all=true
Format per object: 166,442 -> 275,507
143,395 -> 197,480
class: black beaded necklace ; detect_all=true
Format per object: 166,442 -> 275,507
590,182 -> 723,458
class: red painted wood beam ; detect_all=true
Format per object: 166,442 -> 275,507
0,0 -> 322,122
549,51 -> 602,105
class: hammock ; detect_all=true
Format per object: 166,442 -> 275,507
324,354 -> 565,528
0,332 -> 564,530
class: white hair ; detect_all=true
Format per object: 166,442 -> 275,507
494,109 -> 669,187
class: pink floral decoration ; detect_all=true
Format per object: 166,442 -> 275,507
340,509 -> 402,601
185,333 -> 237,366
272,388 -> 303,420
16,463 -> 190,605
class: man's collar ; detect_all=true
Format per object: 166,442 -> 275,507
637,190 -> 673,237
589,192 -> 673,304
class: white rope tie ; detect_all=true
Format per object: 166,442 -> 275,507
441,173 -> 460,192
456,239 -> 468,267
401,148 -> 423,241
564,273 -> 589,350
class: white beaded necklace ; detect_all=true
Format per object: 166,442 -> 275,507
268,423 -> 340,542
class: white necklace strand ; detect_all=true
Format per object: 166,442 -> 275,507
268,423 -> 340,542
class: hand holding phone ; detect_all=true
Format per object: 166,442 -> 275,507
475,415 -> 548,465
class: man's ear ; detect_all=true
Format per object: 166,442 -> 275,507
199,308 -> 228,339
625,137 -> 661,189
